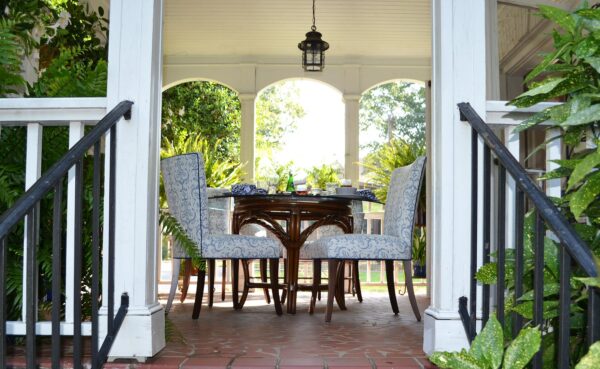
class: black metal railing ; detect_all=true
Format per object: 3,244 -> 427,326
458,102 -> 599,369
0,100 -> 133,369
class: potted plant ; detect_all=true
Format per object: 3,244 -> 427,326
412,226 -> 426,278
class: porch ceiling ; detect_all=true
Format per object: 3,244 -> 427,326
163,0 -> 431,65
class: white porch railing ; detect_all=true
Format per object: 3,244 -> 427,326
0,97 -> 107,335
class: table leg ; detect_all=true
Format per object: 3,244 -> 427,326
286,247 -> 300,314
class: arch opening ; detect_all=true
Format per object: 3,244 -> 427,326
255,78 -> 345,188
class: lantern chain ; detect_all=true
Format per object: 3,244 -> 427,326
312,0 -> 316,31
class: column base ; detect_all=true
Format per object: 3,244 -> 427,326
422,308 -> 470,355
101,302 -> 165,360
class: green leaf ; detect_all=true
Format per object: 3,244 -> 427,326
575,277 -> 600,288
524,43 -> 571,84
584,56 -> 600,73
520,78 -> 566,98
517,283 -> 560,301
430,350 -> 485,369
513,110 -> 550,133
476,262 -> 498,284
575,342 -> 600,369
570,171 -> 600,218
562,105 -> 600,127
470,316 -> 503,369
502,327 -> 542,369
512,301 -> 559,320
576,9 -> 600,20
568,148 -> 600,190
540,167 -> 571,180
575,38 -> 599,59
540,5 -> 576,34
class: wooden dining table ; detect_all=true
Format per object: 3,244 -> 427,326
228,193 -> 367,314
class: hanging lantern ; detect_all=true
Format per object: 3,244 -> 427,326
298,0 -> 329,72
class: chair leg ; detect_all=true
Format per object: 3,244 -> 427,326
208,259 -> 215,307
180,259 -> 192,303
270,258 -> 283,315
326,260 -> 340,322
260,259 -> 271,304
281,261 -> 287,305
309,259 -> 321,314
403,260 -> 422,321
165,258 -> 181,314
385,260 -> 399,315
192,268 -> 206,319
353,260 -> 363,303
334,261 -> 347,310
221,259 -> 227,301
237,260 -> 251,309
232,259 -> 240,309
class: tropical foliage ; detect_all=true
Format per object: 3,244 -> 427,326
162,81 -> 241,161
360,138 -> 425,202
0,0 -> 108,320
430,316 -> 541,369
306,164 -> 341,190
161,135 -> 245,189
456,3 -> 600,368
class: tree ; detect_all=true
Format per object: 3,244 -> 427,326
255,81 -> 305,156
255,81 -> 305,178
161,81 -> 241,161
359,81 -> 426,152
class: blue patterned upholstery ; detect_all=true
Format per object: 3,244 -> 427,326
306,157 -> 426,261
161,153 -> 280,259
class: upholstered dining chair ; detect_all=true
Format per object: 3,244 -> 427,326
164,188 -> 232,314
161,153 -> 282,318
304,201 -> 366,313
302,156 -> 426,322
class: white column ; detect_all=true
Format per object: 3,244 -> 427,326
104,0 -> 165,359
424,0 -> 487,354
239,93 -> 256,181
344,94 -> 360,185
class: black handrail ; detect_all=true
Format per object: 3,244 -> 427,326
0,100 -> 132,369
458,102 -> 597,277
457,102 -> 599,369
0,100 -> 132,239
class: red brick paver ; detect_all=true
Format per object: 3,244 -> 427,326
5,288 -> 436,368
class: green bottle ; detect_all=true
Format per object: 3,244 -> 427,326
286,172 -> 295,192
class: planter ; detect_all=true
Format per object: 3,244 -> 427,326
413,263 -> 426,278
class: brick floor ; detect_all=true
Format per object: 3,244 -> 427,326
5,286 -> 437,368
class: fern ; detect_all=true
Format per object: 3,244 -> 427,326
29,46 -> 107,97
0,19 -> 26,96
159,210 -> 203,269
161,135 -> 245,188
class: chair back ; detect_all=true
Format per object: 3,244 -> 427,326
207,187 -> 232,235
383,156 -> 426,244
161,153 -> 210,256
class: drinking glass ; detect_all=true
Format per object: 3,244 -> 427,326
325,182 -> 337,195
267,176 -> 279,194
